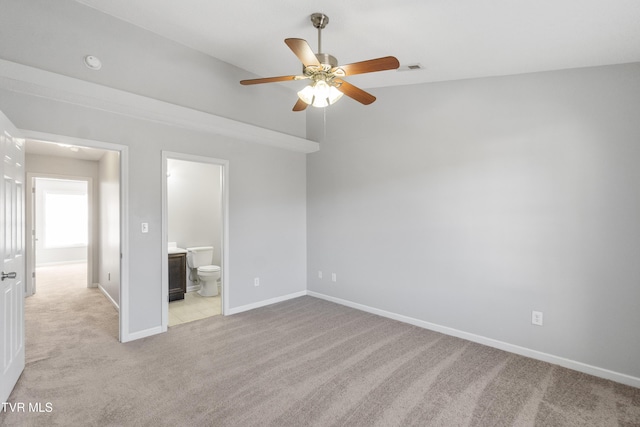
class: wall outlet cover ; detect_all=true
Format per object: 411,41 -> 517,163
532,311 -> 543,326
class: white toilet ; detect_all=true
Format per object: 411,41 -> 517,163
186,246 -> 221,297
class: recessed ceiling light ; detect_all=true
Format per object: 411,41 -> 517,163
83,55 -> 102,70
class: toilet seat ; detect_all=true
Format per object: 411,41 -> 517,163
197,265 -> 220,275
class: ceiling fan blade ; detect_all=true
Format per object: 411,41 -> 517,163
285,38 -> 320,67
292,98 -> 308,112
336,56 -> 400,76
240,75 -> 303,85
334,79 -> 376,105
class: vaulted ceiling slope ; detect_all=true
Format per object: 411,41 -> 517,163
75,0 -> 640,89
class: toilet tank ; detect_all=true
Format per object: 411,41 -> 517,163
186,246 -> 213,268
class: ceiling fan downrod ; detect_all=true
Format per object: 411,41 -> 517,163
309,13 -> 338,69
310,13 -> 329,54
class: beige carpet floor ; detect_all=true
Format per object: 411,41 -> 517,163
1,268 -> 639,426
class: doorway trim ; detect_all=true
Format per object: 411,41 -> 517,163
20,129 -> 130,342
161,151 -> 230,331
26,174 -> 94,296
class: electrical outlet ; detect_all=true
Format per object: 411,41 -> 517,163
318,271 -> 323,279
331,273 -> 337,282
532,311 -> 543,326
254,277 -> 260,287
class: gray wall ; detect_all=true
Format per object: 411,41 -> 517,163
99,150 -> 120,305
307,63 -> 640,380
0,1 -> 307,336
2,90 -> 307,337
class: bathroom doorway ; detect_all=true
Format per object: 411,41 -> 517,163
161,152 -> 229,329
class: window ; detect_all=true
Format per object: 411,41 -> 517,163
44,192 -> 88,248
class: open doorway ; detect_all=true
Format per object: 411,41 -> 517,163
31,177 -> 90,295
23,135 -> 126,341
161,152 -> 229,329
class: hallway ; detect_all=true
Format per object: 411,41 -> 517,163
27,262 -> 119,365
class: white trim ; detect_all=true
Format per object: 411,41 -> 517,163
119,145 -> 131,343
227,291 -> 308,315
98,284 -> 119,311
0,59 -> 319,154
161,154 -> 168,333
21,130 -> 131,344
161,151 -> 230,331
125,326 -> 163,342
307,291 -> 640,389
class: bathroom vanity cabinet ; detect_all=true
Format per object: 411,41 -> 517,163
168,252 -> 186,301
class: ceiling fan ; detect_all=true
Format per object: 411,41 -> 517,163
240,13 -> 400,111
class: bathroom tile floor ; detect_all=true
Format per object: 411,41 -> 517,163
168,291 -> 221,326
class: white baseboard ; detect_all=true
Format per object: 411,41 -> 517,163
122,326 -> 163,343
307,291 -> 640,389
98,284 -> 119,311
227,291 -> 307,315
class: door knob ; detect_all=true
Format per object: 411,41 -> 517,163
1,271 -> 17,281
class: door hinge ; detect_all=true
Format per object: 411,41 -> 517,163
32,272 -> 35,278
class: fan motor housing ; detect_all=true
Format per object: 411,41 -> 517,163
315,53 -> 338,68
303,53 -> 339,74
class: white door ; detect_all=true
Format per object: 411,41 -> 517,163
0,111 -> 25,403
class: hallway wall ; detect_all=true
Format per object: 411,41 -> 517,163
99,150 -> 121,306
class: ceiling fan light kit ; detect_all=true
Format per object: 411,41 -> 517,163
239,13 -> 400,111
297,80 -> 344,108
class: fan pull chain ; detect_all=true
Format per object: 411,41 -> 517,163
323,105 -> 327,141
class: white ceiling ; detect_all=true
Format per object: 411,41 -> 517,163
73,0 -> 640,89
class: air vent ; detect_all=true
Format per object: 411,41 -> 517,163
397,63 -> 424,72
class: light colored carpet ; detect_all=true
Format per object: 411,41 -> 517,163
1,270 -> 639,426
